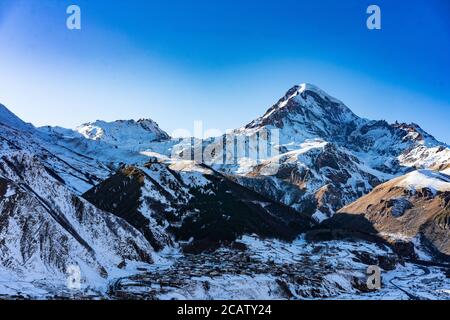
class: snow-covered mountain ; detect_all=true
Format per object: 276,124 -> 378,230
181,83 -> 449,221
1,82 -> 449,299
0,110 -> 160,295
74,119 -> 170,151
243,83 -> 364,145
83,160 -> 313,253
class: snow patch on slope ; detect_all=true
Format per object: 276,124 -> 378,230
312,210 -> 329,223
395,169 -> 450,194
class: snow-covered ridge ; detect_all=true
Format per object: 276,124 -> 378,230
272,83 -> 338,110
75,118 -> 170,151
0,103 -> 34,131
394,169 -> 450,194
278,83 -> 344,108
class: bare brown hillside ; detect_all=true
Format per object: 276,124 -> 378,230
337,170 -> 450,258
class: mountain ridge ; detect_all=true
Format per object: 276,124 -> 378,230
1,83 -> 449,297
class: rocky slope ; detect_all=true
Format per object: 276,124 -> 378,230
0,112 -> 159,294
333,169 -> 450,259
83,160 -> 314,253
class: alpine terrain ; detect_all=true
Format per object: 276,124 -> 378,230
0,84 -> 449,300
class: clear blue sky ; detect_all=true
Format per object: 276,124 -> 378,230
0,0 -> 449,141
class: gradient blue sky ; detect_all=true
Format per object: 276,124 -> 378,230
0,0 -> 449,141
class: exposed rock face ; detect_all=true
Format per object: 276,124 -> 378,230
385,198 -> 413,217
233,141 -> 382,220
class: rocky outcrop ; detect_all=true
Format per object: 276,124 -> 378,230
83,161 -> 314,253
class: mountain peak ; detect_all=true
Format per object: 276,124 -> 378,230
391,121 -> 442,147
75,118 -> 170,151
298,82 -> 331,94
243,83 -> 361,143
281,83 -> 343,104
